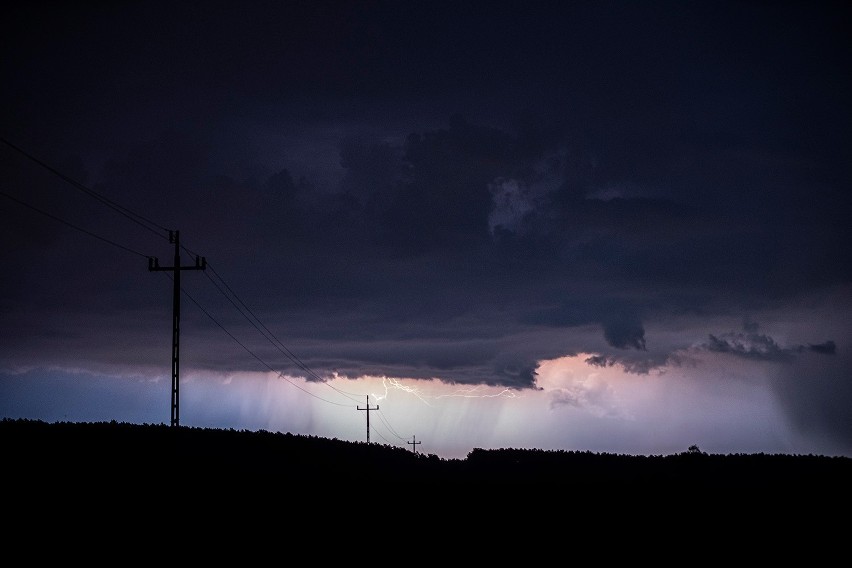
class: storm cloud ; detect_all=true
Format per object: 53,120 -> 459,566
1,1 -> 851,456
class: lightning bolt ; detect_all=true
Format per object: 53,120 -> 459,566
372,376 -> 521,406
372,377 -> 432,405
434,385 -> 520,399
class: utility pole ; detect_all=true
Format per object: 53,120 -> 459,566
148,230 -> 206,427
357,395 -> 379,443
407,435 -> 422,454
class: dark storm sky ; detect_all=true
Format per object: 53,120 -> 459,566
2,1 -> 850,454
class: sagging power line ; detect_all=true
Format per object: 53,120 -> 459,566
2,137 -> 415,449
1,137 -> 171,239
0,190 -> 151,258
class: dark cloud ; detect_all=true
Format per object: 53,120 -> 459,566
584,355 -> 611,368
2,108 -> 847,387
584,352 -> 675,375
602,315 -> 647,351
705,332 -> 796,362
809,341 -> 837,355
524,301 -> 655,352
701,327 -> 839,364
1,0 -> 851,401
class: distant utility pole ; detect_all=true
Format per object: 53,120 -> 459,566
407,435 -> 422,454
357,395 -> 379,443
148,230 -> 206,427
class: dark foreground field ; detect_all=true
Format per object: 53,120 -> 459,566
5,418 -> 846,547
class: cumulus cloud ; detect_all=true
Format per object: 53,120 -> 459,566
549,374 -> 624,418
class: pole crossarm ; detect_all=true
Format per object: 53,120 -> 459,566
357,395 -> 379,443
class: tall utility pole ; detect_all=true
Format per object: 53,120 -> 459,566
357,395 -> 379,443
148,230 -> 206,427
407,435 -> 422,454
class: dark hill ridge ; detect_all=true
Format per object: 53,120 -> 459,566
3,418 -> 851,491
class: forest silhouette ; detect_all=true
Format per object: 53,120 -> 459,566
4,418 -> 850,495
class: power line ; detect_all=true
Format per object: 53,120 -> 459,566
3,137 -> 360,410
376,407 -> 408,442
1,137 -> 171,238
1,190 -> 151,258
3,137 -> 414,442
368,423 -> 395,447
187,269 -> 416,443
203,267 -> 324,382
168,272 -> 353,407
200,265 -> 416,442
208,263 -> 316,371
203,263 -> 364,403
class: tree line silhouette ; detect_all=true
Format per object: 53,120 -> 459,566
3,418 -> 850,493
